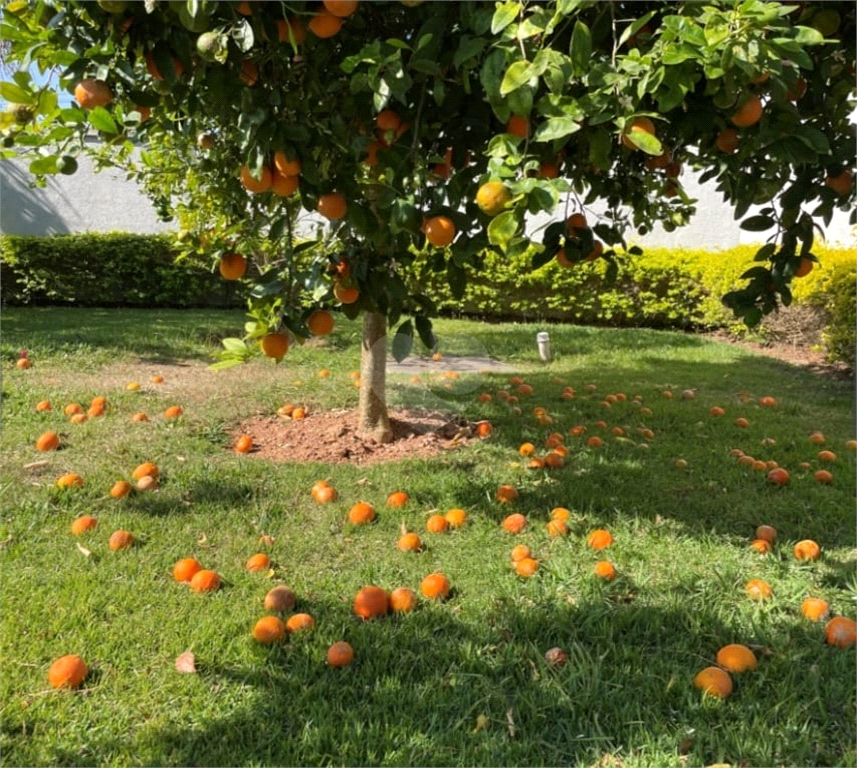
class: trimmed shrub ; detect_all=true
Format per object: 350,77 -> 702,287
0,232 -> 243,308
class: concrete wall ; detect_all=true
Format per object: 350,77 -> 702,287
2,151 -> 853,248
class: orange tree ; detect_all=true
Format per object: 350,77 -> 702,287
2,0 -> 854,441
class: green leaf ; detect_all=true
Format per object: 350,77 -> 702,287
487,211 -> 518,249
453,35 -> 487,68
0,81 -> 34,104
500,60 -> 534,96
792,126 -> 830,155
391,320 -> 413,363
415,315 -> 436,350
207,358 -> 246,371
623,127 -> 662,155
221,337 -> 249,353
533,116 -> 581,142
28,155 -> 57,174
569,21 -> 591,76
740,215 -> 776,232
88,106 -> 118,134
491,1 -> 519,34
446,261 -> 467,300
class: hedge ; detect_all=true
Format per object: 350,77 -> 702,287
0,232 -> 243,309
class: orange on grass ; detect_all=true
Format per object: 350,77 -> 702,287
386,491 -> 409,508
420,572 -> 450,600
108,530 -> 135,551
716,644 -> 757,673
87,403 -> 105,418
587,529 -> 614,550
693,666 -> 733,698
240,164 -> 272,193
285,612 -> 315,632
586,436 -> 604,448
36,400 -> 52,412
389,586 -> 417,613
311,481 -> 337,503
518,442 -> 536,457
715,128 -> 740,154
594,560 -> 617,581
348,502 -> 376,525
550,507 -> 571,522
132,461 -> 158,481
252,616 -> 286,644
544,452 -> 564,469
308,8 -> 343,38
130,412 -> 148,423
261,332 -> 289,360
808,431 -> 826,445
235,435 -> 253,454
397,531 -> 422,552
424,216 -> 456,248
317,192 -> 347,220
750,539 -> 772,554
514,557 -> 539,577
759,395 -> 777,407
264,585 -> 297,613
766,467 -> 790,486
475,421 -> 493,438
36,431 -> 60,452
327,641 -> 355,667
164,405 -> 183,419
69,413 -> 87,425
745,578 -> 772,600
621,116 -> 656,149
506,114 -> 529,138
56,473 -> 84,489
64,403 -> 83,416
353,586 -> 389,620
190,569 -> 221,593
735,417 -> 750,428
793,539 -> 821,561
71,516 -> 98,536
48,654 -> 88,689
710,406 -> 726,417
246,553 -> 271,572
730,95 -> 763,127
824,616 -> 857,648
476,180 -> 511,217
74,79 -> 113,109
502,513 -> 527,534
496,484 -> 518,503
425,514 -> 449,534
16,357 -> 32,369
801,597 -> 829,622
307,309 -> 334,336
510,544 -> 532,562
546,518 -> 569,537
109,479 -> 132,499
817,450 -> 837,462
173,557 -> 202,583
444,508 -> 467,528
846,439 -> 857,451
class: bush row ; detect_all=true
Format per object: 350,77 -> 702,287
0,232 -> 243,309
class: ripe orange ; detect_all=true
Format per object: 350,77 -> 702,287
36,431 -> 60,452
253,616 -> 286,644
759,395 -> 776,407
824,616 -> 857,648
285,613 -> 315,632
74,79 -> 113,109
730,95 -> 763,127
348,502 -> 376,525
71,516 -> 98,536
735,417 -> 750,428
333,281 -> 360,304
164,405 -> 184,419
502,513 -> 527,534
496,484 -> 518,503
420,572 -> 450,599
801,597 -> 830,622
311,481 -> 337,503
389,586 -> 417,613
397,532 -> 422,552
109,479 -> 132,499
476,180 -> 511,216
261,332 -> 289,360
539,161 -> 559,178
173,557 -> 202,583
190,569 -> 221,593
745,578 -> 772,600
544,452 -> 564,469
817,450 -> 837,462
514,557 -> 539,577
48,654 -> 88,689
108,530 -> 135,551
307,309 -> 334,336
587,529 -> 614,550
715,128 -> 740,154
550,507 -> 571,522
715,644 -> 757,673
824,170 -> 853,196
808,431 -> 826,445
35,400 -> 52,412
586,436 -> 604,448
546,518 -> 569,537
353,585 -> 389,619
709,406 -> 726,417
264,585 -> 296,613
375,109 -> 401,132
271,169 -> 299,197
317,192 -> 347,220
750,539 -> 772,554
240,164 -> 272,193
814,469 -> 833,484
272,150 -> 301,177
69,413 -> 87,425
426,514 -> 449,534
621,116 -> 656,149
246,553 -> 270,572
693,666 -> 733,698
594,561 -> 617,581
56,472 -> 84,489
277,17 -> 305,44
518,442 -> 536,457
132,461 -> 158,481
327,641 -> 355,667
506,114 -> 529,138
424,216 -> 456,248
793,539 -> 821,561
308,8 -> 343,38
766,467 -> 790,486
64,403 -> 83,416
386,491 -> 409,508
235,435 -> 253,454
794,257 -> 814,278
16,357 -> 32,369
510,544 -> 532,562
444,508 -> 467,528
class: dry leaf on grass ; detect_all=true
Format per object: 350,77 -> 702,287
175,651 -> 196,674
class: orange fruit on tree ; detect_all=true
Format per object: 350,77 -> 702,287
271,169 -> 299,197
308,8 -> 343,37
318,192 -> 347,220
277,17 -> 305,44
745,578 -> 772,600
716,644 -> 757,673
793,539 -> 821,561
353,585 -> 389,620
261,332 -> 289,360
74,79 -> 113,109
510,544 -> 532,562
587,529 -> 614,550
715,128 -> 740,154
420,572 -> 450,600
36,431 -> 60,452
323,0 -> 358,17
246,553 -> 270,572
264,585 -> 297,613
386,491 -> 409,508
496,484 -> 518,503
235,435 -> 253,454
794,258 -> 814,278
239,60 -> 259,87
444,508 -> 467,528
389,586 -> 417,613
506,114 -> 529,138
502,513 -> 527,534
110,479 -> 132,499
56,472 -> 84,489
333,281 -> 360,304
252,616 -> 286,644
621,116 -> 656,149
164,405 -> 183,419
693,666 -> 733,698
272,151 -> 301,177
71,515 -> 98,536
240,164 -> 272,193
190,569 -> 221,593
824,616 -> 857,648
397,531 -> 422,552
514,557 -> 539,577
426,514 -> 449,534
307,309 -> 334,336
424,216 -> 456,248
824,170 -> 853,196
348,502 -> 376,525
327,641 -> 355,667
108,530 -> 135,551
48,654 -> 88,689
476,180 -> 511,216
546,518 -> 568,537
730,95 -> 763,127
286,612 -> 315,632
594,561 -> 617,581
801,597 -> 829,622
173,557 -> 202,583
539,161 -> 559,178
375,109 -> 401,132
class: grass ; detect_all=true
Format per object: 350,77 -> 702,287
1,307 -> 855,768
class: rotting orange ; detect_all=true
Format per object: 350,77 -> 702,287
824,616 -> 857,648
326,641 -> 354,667
496,484 -> 518,503
745,578 -> 772,600
750,539 -> 772,554
766,467 -> 790,486
801,597 -> 830,622
264,585 -> 296,613
793,539 -> 821,561
108,530 -> 135,551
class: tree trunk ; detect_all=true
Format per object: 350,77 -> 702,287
357,311 -> 393,443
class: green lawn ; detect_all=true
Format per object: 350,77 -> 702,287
1,308 -> 855,768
